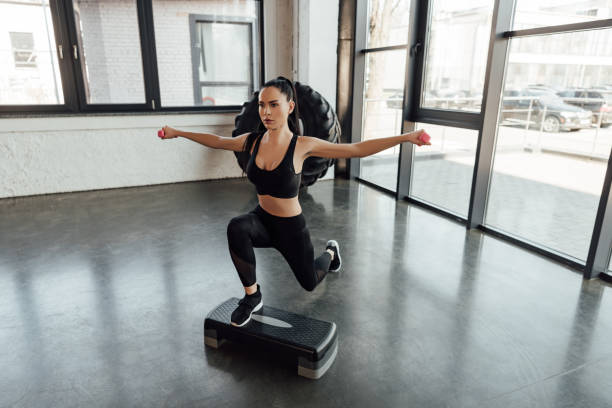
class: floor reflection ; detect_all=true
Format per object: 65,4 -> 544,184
1,178 -> 611,407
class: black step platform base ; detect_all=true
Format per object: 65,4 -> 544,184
204,297 -> 338,379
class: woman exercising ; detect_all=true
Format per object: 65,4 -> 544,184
158,76 -> 430,327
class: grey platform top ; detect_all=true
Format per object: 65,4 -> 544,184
205,297 -> 336,353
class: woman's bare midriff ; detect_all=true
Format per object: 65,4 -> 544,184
258,194 -> 302,217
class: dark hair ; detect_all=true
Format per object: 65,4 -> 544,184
241,76 -> 302,157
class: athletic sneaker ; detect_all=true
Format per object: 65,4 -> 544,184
231,284 -> 263,327
326,240 -> 342,272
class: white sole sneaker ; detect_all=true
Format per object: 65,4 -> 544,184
231,300 -> 263,327
326,239 -> 342,272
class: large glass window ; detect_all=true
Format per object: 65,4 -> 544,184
410,123 -> 478,217
0,0 -> 263,114
0,0 -> 64,105
72,0 -> 145,104
359,49 -> 407,192
358,0 -> 411,192
152,0 -> 261,108
513,1 -> 612,30
421,0 -> 493,112
485,30 -> 612,261
194,20 -> 253,106
354,0 -> 612,274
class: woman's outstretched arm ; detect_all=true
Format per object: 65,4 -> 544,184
158,125 -> 249,152
301,129 -> 430,159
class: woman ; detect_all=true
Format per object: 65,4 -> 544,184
158,76 -> 430,327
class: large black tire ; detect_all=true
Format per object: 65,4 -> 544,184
232,81 -> 340,188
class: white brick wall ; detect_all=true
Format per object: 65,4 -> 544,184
0,0 -> 340,199
0,113 -> 243,199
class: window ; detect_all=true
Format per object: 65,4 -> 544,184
359,49 -> 407,192
0,0 -> 263,114
365,0 -> 411,49
400,0 -> 492,218
421,0 -> 494,113
71,0 -> 145,105
354,0 -> 411,191
351,0 -> 612,276
513,1 -> 612,30
486,28 -> 612,261
578,9 -> 599,17
152,0 -> 261,108
192,19 -> 255,107
410,123 -> 478,217
0,0 -> 64,106
356,0 -> 412,193
10,32 -> 36,68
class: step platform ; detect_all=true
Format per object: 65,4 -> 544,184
204,297 -> 338,379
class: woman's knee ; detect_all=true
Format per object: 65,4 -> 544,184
294,269 -> 317,292
227,216 -> 249,242
299,280 -> 317,292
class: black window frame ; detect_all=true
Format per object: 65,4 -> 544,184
352,0 -> 612,280
407,0 -> 485,131
0,0 -> 264,116
189,14 -> 259,107
403,0 -> 612,279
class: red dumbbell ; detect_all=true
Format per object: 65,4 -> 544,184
418,131 -> 431,144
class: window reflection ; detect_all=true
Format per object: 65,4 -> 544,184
421,0 -> 493,112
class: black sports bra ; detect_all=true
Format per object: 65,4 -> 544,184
245,131 -> 301,198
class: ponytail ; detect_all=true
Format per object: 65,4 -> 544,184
278,76 -> 302,136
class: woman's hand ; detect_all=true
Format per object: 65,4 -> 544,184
158,125 -> 179,140
403,129 -> 431,146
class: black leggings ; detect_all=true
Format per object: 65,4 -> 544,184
226,205 -> 332,291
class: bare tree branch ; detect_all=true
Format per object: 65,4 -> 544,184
391,0 -> 401,14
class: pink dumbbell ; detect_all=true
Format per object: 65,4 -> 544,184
418,131 -> 431,144
158,129 -> 165,138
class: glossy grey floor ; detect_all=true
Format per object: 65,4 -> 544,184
1,178 -> 611,408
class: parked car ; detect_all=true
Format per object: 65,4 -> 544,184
526,84 -> 565,94
556,88 -> 612,127
591,87 -> 612,126
501,89 -> 592,132
419,88 -> 483,111
428,89 -> 472,109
